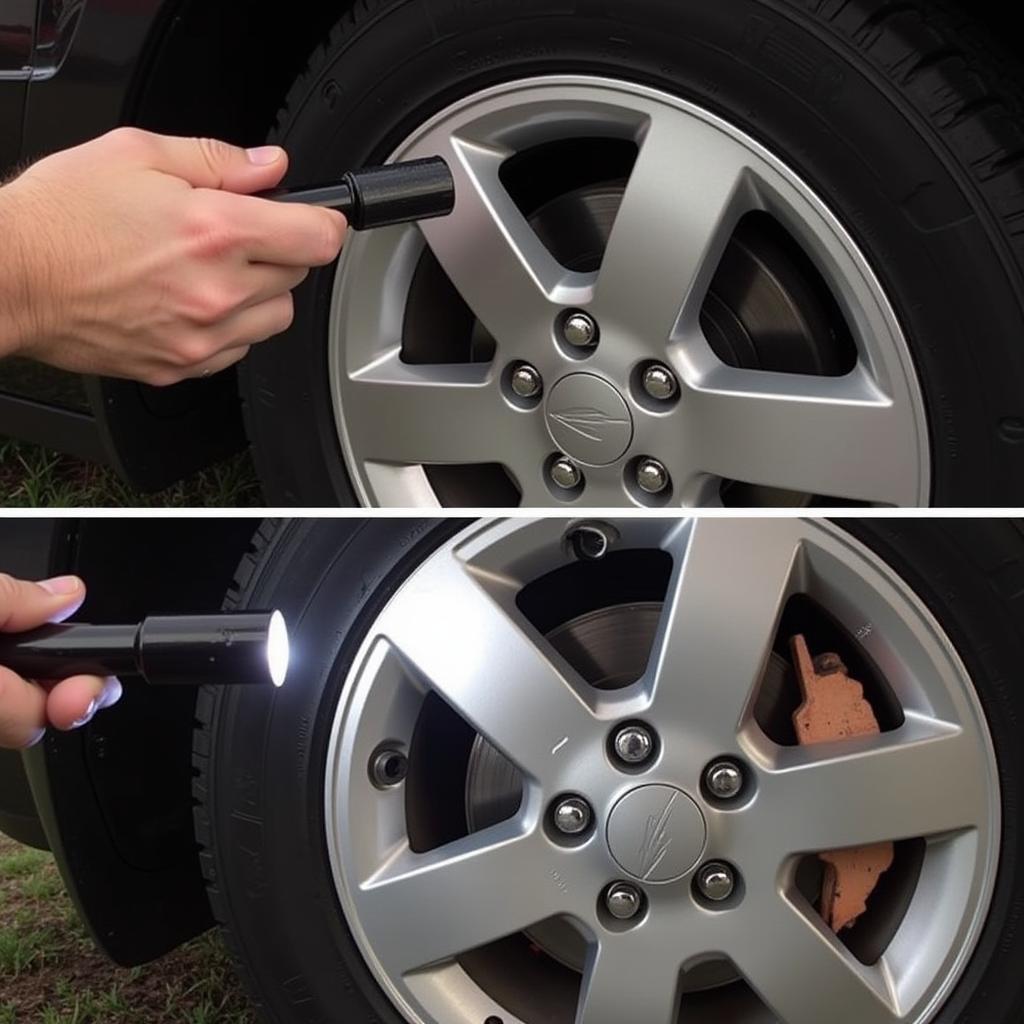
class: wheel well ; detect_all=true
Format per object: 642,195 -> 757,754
127,0 -> 349,146
30,518 -> 264,966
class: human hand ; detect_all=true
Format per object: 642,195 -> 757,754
0,128 -> 346,385
0,574 -> 120,750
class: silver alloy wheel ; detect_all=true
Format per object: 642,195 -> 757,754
329,77 -> 931,507
324,519 -> 999,1024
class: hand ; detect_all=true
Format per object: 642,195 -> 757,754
0,574 -> 120,750
0,128 -> 346,385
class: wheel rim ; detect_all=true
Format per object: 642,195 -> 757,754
329,76 -> 930,507
324,519 -> 999,1024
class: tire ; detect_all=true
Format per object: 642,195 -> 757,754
194,516 -> 1024,1024
241,0 -> 1024,508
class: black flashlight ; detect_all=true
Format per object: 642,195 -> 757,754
261,156 -> 456,230
0,612 -> 288,688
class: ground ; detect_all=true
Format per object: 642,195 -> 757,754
0,441 -> 261,508
0,833 -> 256,1023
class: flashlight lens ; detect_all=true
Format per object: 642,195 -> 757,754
267,610 -> 289,687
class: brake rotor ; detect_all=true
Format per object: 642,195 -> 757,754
465,601 -> 791,993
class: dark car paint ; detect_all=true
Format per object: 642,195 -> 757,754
0,518 -> 260,964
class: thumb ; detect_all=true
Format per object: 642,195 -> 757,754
150,135 -> 289,194
0,574 -> 86,633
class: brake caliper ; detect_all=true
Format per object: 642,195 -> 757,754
790,634 -> 894,933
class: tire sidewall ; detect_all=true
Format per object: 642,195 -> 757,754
204,517 -> 1024,1024
243,0 -> 1024,506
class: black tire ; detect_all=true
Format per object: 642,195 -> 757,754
241,0 -> 1024,508
193,516 -> 1024,1024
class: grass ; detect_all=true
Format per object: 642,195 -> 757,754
0,440 -> 262,508
0,833 -> 256,1023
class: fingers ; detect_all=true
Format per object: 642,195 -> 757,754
0,574 -> 85,632
0,666 -> 47,749
237,263 -> 309,311
194,189 -> 346,268
142,131 -> 290,194
45,675 -> 112,732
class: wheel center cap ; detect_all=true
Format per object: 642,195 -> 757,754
606,785 -> 707,883
544,373 -> 633,467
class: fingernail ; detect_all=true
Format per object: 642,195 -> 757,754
37,575 -> 82,596
246,145 -> 284,165
22,728 -> 46,750
71,700 -> 98,729
97,677 -> 123,710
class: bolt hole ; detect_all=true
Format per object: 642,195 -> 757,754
485,1017 -> 504,1024
370,746 -> 409,789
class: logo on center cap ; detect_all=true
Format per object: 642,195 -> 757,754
637,791 -> 678,880
545,374 -> 634,467
549,406 -> 630,444
606,784 -> 706,883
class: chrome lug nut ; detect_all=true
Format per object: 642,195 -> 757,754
697,862 -> 736,902
553,796 -> 592,836
511,364 -> 543,399
562,311 -> 598,348
642,364 -> 678,401
612,723 -> 655,766
704,759 -> 744,800
636,458 -> 670,495
550,457 -> 582,490
605,882 -> 644,921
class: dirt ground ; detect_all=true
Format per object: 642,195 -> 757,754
0,833 -> 256,1023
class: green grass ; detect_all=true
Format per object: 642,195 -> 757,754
0,847 -> 48,879
0,834 -> 256,1023
0,439 -> 262,508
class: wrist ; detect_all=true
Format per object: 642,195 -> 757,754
0,178 -> 52,358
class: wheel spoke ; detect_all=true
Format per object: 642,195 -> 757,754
374,548 -> 600,786
358,822 -> 559,975
343,352 -> 525,466
755,716 -> 985,853
576,941 -> 682,1024
684,364 -> 920,505
593,111 -> 755,342
416,136 -> 590,341
645,519 -> 804,744
732,896 -> 900,1024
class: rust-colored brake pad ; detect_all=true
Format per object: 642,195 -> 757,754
790,634 -> 894,933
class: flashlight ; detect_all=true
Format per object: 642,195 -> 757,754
261,156 -> 456,229
0,612 -> 289,688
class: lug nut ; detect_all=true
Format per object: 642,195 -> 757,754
370,748 -> 408,788
704,759 -> 745,800
635,458 -> 670,495
550,457 -> 582,491
612,723 -> 655,766
605,882 -> 644,921
562,311 -> 598,348
642,364 -> 678,401
510,364 -> 542,399
553,796 -> 592,836
696,862 -> 736,902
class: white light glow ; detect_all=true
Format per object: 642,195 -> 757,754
267,610 -> 290,687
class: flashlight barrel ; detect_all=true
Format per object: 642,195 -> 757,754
137,613 -> 278,686
261,156 -> 455,229
0,623 -> 138,680
0,612 -> 284,687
